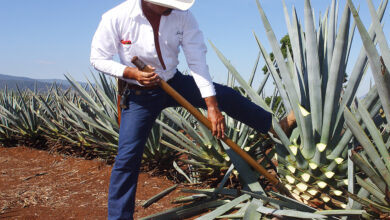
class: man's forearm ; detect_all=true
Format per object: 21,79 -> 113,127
123,66 -> 140,80
204,96 -> 225,139
204,96 -> 219,109
90,58 -> 128,79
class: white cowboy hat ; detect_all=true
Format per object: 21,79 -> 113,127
144,0 -> 195,11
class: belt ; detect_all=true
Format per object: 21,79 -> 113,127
121,70 -> 179,94
127,83 -> 160,91
123,83 -> 161,96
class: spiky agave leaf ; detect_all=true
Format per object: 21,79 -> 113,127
345,103 -> 390,212
348,0 -> 390,123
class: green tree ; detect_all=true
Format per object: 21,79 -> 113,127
265,96 -> 283,114
262,34 -> 291,74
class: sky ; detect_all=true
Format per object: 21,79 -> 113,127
0,0 -> 388,97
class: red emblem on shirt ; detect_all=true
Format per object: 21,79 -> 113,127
121,40 -> 132,45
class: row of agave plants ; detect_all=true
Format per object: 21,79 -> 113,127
0,74 -> 242,179
0,67 -> 272,183
0,0 -> 389,218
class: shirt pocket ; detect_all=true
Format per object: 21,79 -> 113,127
120,44 -> 133,63
122,44 -> 133,55
119,31 -> 134,56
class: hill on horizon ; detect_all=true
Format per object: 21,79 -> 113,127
0,74 -> 85,92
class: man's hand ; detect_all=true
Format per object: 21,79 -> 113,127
205,96 -> 225,139
269,111 -> 296,138
123,66 -> 160,86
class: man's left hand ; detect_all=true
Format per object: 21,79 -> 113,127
205,96 -> 225,139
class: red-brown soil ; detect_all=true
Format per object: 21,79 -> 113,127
0,146 -> 193,219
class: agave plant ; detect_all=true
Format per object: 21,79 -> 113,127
159,107 -> 249,184
63,73 -> 119,148
342,0 -> 390,215
344,99 -> 390,214
206,0 -> 390,208
56,73 -> 179,164
0,88 -> 18,144
142,114 -> 179,171
34,85 -> 80,146
33,74 -> 119,157
154,55 -> 277,185
0,85 -> 45,146
143,0 -> 389,217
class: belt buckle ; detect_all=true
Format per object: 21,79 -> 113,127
135,90 -> 142,95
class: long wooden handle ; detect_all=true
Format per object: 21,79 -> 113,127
131,56 -> 292,197
117,79 -> 126,125
117,94 -> 122,125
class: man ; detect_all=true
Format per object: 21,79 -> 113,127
91,0 -> 295,219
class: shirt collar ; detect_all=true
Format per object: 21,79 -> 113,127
132,0 -> 145,19
132,0 -> 178,19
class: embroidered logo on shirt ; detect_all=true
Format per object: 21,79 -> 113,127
176,31 -> 184,42
120,40 -> 132,45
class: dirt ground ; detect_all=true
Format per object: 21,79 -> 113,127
0,146 -> 194,220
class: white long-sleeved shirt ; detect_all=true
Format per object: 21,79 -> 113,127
90,0 -> 216,98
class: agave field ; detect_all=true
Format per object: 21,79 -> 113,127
1,0 -> 390,219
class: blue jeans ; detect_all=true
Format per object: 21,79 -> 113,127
108,72 -> 272,220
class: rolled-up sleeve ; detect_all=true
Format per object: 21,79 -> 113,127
181,11 -> 216,98
90,14 -> 127,78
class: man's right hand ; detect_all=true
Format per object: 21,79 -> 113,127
123,66 -> 160,87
